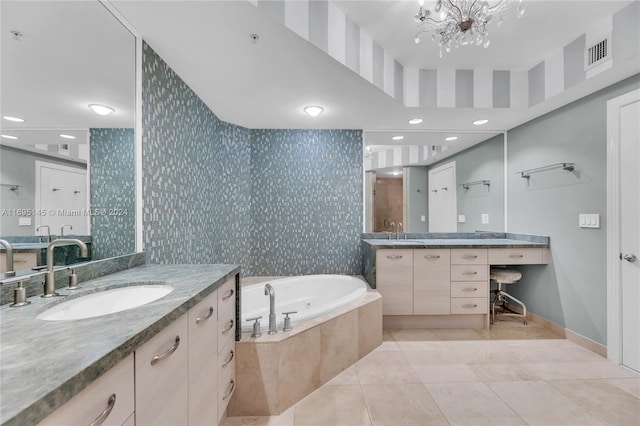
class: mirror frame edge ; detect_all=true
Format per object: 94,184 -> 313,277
101,0 -> 144,253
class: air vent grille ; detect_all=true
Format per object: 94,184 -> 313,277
585,36 -> 611,70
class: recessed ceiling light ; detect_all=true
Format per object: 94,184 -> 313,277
303,105 -> 324,117
3,116 -> 24,123
59,134 -> 76,139
392,171 -> 402,176
408,118 -> 423,125
392,135 -> 404,141
1,134 -> 19,140
445,136 -> 458,141
88,104 -> 115,116
473,119 -> 489,125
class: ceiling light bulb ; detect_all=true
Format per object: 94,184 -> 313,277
408,118 -> 423,125
445,136 -> 458,141
88,104 -> 115,116
1,134 -> 19,140
3,116 -> 24,122
392,135 -> 404,141
59,134 -> 76,139
473,119 -> 489,125
392,172 -> 401,176
303,105 -> 324,117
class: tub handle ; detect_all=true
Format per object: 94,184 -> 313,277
195,306 -> 214,325
282,311 -> 297,332
222,288 -> 235,301
246,316 -> 262,338
222,319 -> 234,334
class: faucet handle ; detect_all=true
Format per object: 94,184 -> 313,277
9,279 -> 31,307
282,311 -> 297,332
67,268 -> 80,290
246,316 -> 262,338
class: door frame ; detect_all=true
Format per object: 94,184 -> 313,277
34,160 -> 90,232
606,88 -> 640,363
428,161 -> 457,232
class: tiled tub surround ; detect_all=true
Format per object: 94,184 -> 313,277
362,232 -> 550,288
0,263 -> 240,426
228,277 -> 382,416
0,252 -> 145,305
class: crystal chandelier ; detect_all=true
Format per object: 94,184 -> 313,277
414,0 -> 525,57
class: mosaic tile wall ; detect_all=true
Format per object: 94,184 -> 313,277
141,43 -> 252,267
89,128 -> 136,259
250,129 -> 363,276
142,43 -> 363,276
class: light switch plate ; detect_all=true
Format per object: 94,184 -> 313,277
481,214 -> 489,224
458,215 -> 466,223
420,215 -> 426,222
579,213 -> 600,228
19,217 -> 31,226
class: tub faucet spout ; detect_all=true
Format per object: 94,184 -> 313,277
264,283 -> 277,335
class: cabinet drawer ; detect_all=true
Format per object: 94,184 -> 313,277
217,277 -> 236,318
488,248 -> 543,265
451,281 -> 488,298
1,251 -> 38,272
188,290 -> 218,426
451,264 -> 488,281
38,354 -> 134,426
451,297 -> 488,314
451,249 -> 487,264
218,338 -> 236,423
218,304 -> 236,354
377,249 -> 413,267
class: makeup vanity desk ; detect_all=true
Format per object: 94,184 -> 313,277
361,233 -> 550,329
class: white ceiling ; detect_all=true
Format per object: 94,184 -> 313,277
2,1 -> 636,160
109,0 -> 636,157
0,1 -> 135,146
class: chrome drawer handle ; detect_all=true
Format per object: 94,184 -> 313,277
387,255 -> 403,259
222,289 -> 234,301
462,287 -> 478,292
222,319 -> 234,334
508,254 -> 524,258
462,255 -> 478,259
195,306 -> 214,325
462,271 -> 478,275
222,380 -> 235,400
88,394 -> 116,426
222,350 -> 235,367
462,304 -> 478,309
150,336 -> 180,366
424,255 -> 440,259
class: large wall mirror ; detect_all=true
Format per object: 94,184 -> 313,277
364,132 -> 506,234
0,1 -> 137,276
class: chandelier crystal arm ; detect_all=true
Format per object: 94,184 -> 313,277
444,0 -> 464,21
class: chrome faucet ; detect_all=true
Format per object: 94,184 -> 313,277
396,222 -> 403,240
43,239 -> 88,297
0,239 -> 15,277
60,224 -> 72,236
264,283 -> 277,335
36,225 -> 51,243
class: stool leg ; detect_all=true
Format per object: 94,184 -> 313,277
501,291 -> 527,325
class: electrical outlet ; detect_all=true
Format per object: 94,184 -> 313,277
420,215 -> 426,222
481,214 -> 489,224
458,215 -> 466,223
19,217 -> 31,226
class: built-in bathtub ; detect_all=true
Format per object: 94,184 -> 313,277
228,275 -> 382,417
241,275 -> 367,331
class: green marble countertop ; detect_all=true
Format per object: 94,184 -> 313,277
0,263 -> 240,426
363,238 -> 548,248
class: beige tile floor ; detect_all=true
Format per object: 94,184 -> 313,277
223,320 -> 640,426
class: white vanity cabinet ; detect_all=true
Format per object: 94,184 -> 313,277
135,314 -> 189,426
188,289 -> 219,426
37,354 -> 134,426
376,249 -> 414,315
414,249 -> 451,315
1,251 -> 38,272
216,277 -> 237,423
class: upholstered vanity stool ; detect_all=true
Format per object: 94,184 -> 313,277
490,267 -> 527,325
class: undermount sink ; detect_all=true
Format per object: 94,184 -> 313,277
37,285 -> 174,321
